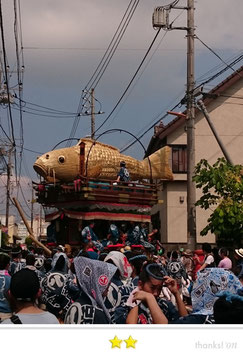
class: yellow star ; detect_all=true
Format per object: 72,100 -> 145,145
109,335 -> 123,349
124,335 -> 137,349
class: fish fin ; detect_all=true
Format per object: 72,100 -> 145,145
142,146 -> 173,180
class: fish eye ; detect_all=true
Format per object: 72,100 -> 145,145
58,155 -> 65,164
45,154 -> 49,159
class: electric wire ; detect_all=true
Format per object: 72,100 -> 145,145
195,55 -> 243,90
120,57 -> 243,153
67,0 -> 140,146
196,51 -> 243,84
17,0 -> 25,66
94,28 -> 162,135
16,97 -> 78,115
0,0 -> 16,147
14,0 -> 24,190
195,35 -> 243,79
87,0 -> 140,91
0,123 -> 12,143
84,0 -> 136,91
106,8 -> 185,130
22,146 -> 43,155
120,101 -> 181,153
12,105 -> 81,119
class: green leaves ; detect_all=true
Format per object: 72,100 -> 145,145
193,158 -> 243,243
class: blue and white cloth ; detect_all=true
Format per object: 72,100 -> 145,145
192,268 -> 242,315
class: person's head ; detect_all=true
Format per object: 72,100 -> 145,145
120,223 -> 127,232
218,248 -> 229,259
11,245 -> 22,260
234,248 -> 243,260
44,257 -> 52,273
89,220 -> 95,228
9,269 -> 40,311
202,242 -> 212,255
138,262 -> 167,299
171,250 -> 178,260
57,245 -> 64,253
73,256 -> 117,320
104,251 -> 132,280
213,291 -> 243,324
129,254 -> 147,278
0,252 -> 10,270
120,161 -> 126,167
53,254 -> 66,272
26,253 -> 36,266
98,252 -> 108,261
182,249 -> 193,257
36,247 -> 44,256
28,246 -> 36,254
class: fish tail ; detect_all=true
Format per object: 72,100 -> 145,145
141,146 -> 173,180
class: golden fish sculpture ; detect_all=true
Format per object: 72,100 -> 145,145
33,138 -> 173,182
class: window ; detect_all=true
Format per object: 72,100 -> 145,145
171,145 -> 187,173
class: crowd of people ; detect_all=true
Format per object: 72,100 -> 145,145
0,230 -> 243,324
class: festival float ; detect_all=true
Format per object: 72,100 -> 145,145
33,138 -> 173,246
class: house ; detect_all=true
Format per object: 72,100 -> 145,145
0,215 -> 19,244
146,66 -> 243,249
18,218 -> 49,243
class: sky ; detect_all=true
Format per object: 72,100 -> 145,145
0,0 -> 243,221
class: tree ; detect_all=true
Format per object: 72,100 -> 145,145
193,158 -> 243,245
25,236 -> 33,246
1,231 -> 9,246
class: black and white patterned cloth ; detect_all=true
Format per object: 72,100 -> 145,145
64,256 -> 117,324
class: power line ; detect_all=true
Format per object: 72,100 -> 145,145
120,58 -> 243,153
195,35 -> 243,79
94,27 -> 162,135
22,146 -> 43,155
88,0 -> 140,91
196,51 -> 243,84
16,97 -> 78,115
105,9 -> 185,131
67,0 -> 140,145
0,0 -> 16,147
84,0 -> 137,91
120,101 -> 181,153
0,123 -> 12,143
195,55 -> 243,89
14,0 -> 25,189
12,104 -> 80,119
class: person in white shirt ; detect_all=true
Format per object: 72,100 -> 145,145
1,269 -> 59,324
198,243 -> 215,271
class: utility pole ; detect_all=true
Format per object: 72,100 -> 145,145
5,145 -> 13,229
186,0 -> 196,251
39,205 -> 42,240
197,100 -> 233,165
91,88 -> 95,139
153,0 -> 197,250
30,185 -> 34,231
82,88 -> 104,138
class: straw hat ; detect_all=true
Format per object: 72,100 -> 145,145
182,248 -> 193,256
235,248 -> 243,258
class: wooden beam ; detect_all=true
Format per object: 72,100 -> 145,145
12,197 -> 52,256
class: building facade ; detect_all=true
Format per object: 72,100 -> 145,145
146,67 -> 243,249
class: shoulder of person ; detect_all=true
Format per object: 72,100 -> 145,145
205,254 -> 214,264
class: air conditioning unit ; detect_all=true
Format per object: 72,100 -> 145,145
152,7 -> 169,29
